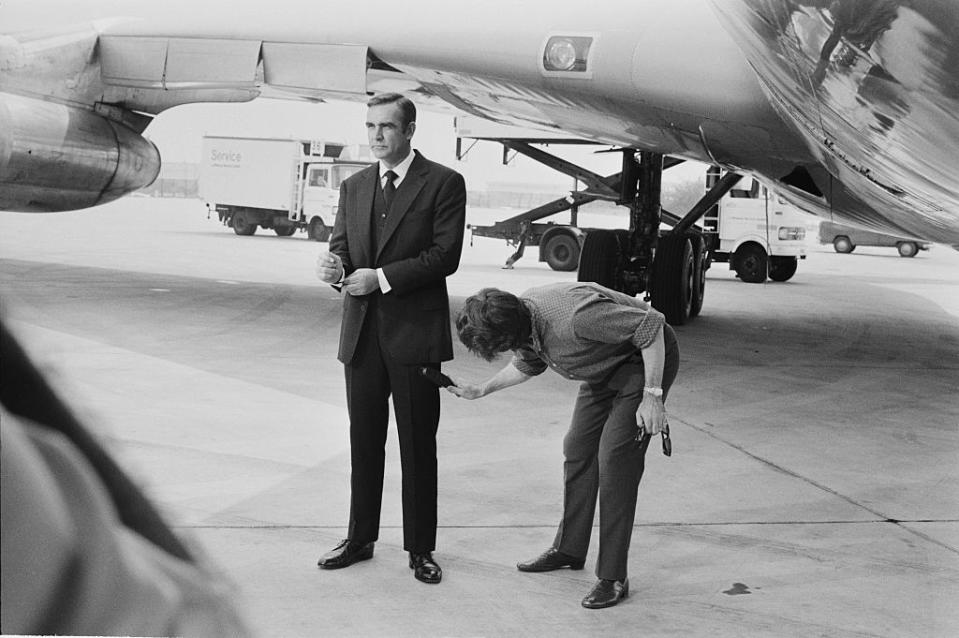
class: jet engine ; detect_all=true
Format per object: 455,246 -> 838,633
0,93 -> 160,212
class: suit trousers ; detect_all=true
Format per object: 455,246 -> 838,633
553,327 -> 680,580
344,302 -> 441,553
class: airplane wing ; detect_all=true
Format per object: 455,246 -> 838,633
2,0 -> 957,247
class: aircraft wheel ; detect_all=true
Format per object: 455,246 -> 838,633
232,211 -> 257,236
897,241 -> 919,257
651,234 -> 694,325
689,233 -> 707,318
273,225 -> 297,237
308,218 -> 331,242
543,232 -> 580,271
769,255 -> 798,281
734,243 -> 768,283
577,229 -> 619,288
833,236 -> 854,253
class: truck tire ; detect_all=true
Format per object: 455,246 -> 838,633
274,226 -> 297,237
232,211 -> 257,236
897,241 -> 919,257
734,243 -> 768,283
689,233 -> 707,317
650,234 -> 694,325
768,255 -> 798,281
543,232 -> 580,271
833,236 -> 854,253
577,229 -> 619,288
308,218 -> 331,242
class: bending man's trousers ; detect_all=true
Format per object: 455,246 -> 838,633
553,325 -> 680,580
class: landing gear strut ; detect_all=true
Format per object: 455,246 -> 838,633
577,150 -> 741,325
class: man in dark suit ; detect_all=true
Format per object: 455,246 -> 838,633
314,93 -> 466,584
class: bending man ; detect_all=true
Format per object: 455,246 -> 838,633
449,282 -> 679,608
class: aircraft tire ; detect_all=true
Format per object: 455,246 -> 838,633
769,255 -> 798,281
543,232 -> 580,272
577,229 -> 619,288
734,243 -> 768,283
689,233 -> 707,318
897,241 -> 919,257
651,234 -> 694,325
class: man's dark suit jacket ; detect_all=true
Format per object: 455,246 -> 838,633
328,150 -> 467,365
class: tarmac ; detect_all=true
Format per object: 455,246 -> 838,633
1,197 -> 957,637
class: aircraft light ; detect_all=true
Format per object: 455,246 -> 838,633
543,36 -> 592,73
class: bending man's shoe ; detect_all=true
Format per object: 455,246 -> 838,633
516,547 -> 586,572
317,539 -> 374,569
409,552 -> 442,584
581,578 -> 629,609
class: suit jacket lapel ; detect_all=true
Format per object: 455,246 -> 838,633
353,167 -> 378,266
376,152 -> 427,260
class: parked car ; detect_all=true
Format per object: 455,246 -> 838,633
819,221 -> 931,257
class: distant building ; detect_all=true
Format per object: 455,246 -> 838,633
139,162 -> 199,198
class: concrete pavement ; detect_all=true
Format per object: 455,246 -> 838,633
1,198 -> 957,637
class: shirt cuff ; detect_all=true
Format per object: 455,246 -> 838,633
376,268 -> 391,294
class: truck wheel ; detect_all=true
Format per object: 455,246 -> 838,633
232,211 -> 257,236
689,233 -> 707,317
273,226 -> 297,237
833,236 -> 854,253
650,234 -> 694,325
543,233 -> 580,271
768,255 -> 798,281
897,241 -> 919,257
734,244 -> 768,283
308,218 -> 331,242
577,230 -> 620,288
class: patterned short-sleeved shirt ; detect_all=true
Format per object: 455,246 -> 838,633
510,282 -> 666,384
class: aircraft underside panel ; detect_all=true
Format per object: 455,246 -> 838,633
710,0 -> 959,243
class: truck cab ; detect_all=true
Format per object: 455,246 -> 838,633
702,170 -> 809,283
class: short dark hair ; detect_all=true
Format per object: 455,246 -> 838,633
367,92 -> 416,130
456,288 -> 532,361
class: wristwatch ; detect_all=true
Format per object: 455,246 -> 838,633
644,386 -> 664,397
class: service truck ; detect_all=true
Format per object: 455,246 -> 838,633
465,163 -> 810,282
700,167 -> 810,283
199,136 -> 371,241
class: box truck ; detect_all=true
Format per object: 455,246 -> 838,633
199,136 -> 371,241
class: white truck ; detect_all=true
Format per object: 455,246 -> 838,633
199,136 -> 371,241
700,167 -> 810,282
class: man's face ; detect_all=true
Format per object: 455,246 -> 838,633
366,103 -> 414,167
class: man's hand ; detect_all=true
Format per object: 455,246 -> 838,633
637,395 -> 667,436
343,268 -> 380,296
447,381 -> 485,400
316,251 -> 343,284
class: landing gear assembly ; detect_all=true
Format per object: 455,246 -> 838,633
461,137 -> 743,325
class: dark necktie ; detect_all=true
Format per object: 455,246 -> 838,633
383,170 -> 397,210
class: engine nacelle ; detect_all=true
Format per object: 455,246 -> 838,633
0,93 -> 160,212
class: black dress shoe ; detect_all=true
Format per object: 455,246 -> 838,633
516,547 -> 586,572
581,578 -> 629,609
409,552 -> 442,584
317,539 -> 374,569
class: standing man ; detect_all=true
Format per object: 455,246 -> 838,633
449,283 -> 680,608
315,93 -> 466,584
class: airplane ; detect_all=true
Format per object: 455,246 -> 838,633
2,0 -> 957,324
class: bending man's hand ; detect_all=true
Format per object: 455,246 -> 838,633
343,268 -> 380,296
637,395 -> 667,436
447,380 -> 485,400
